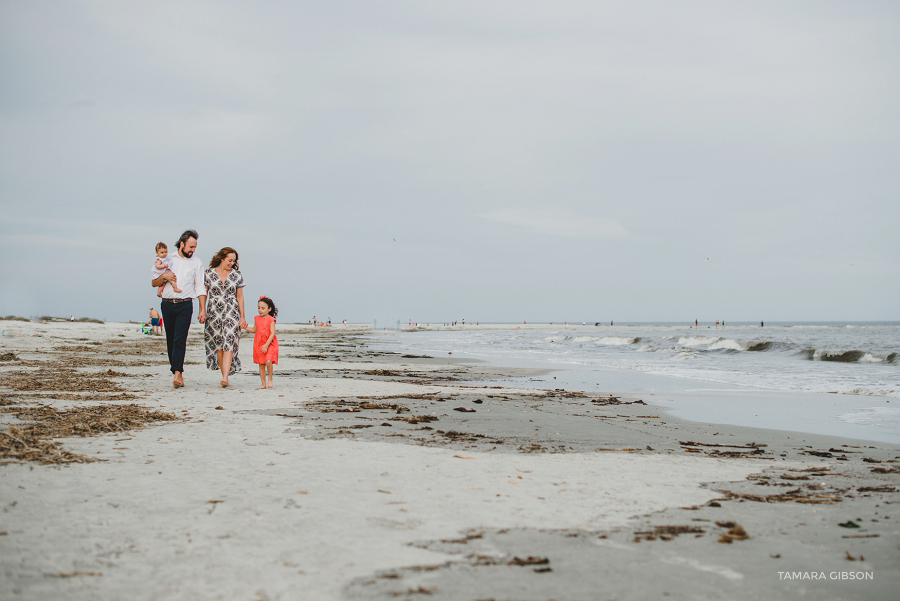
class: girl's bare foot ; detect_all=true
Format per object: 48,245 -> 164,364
256,385 -> 267,390
267,383 -> 274,388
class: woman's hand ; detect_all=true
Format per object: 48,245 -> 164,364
239,318 -> 248,330
261,344 -> 269,353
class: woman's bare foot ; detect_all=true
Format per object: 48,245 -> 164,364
220,380 -> 229,388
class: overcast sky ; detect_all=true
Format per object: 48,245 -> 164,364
1,1 -> 898,323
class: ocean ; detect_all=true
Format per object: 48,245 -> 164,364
375,322 -> 900,444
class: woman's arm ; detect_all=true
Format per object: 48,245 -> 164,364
261,320 -> 276,352
236,287 -> 247,329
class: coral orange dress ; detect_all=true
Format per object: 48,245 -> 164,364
252,315 -> 278,365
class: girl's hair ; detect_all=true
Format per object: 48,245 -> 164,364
209,247 -> 239,271
259,296 -> 278,319
155,241 -> 167,251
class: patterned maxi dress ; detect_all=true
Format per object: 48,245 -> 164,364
203,268 -> 245,375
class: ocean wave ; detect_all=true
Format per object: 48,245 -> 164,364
598,336 -> 642,345
678,336 -> 721,347
708,339 -> 743,351
799,349 -> 898,364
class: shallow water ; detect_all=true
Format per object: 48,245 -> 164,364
377,323 -> 900,444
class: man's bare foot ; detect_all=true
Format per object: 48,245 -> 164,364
173,378 -> 184,389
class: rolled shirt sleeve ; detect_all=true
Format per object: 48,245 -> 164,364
194,263 -> 206,297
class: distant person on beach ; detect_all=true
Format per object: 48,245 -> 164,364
244,296 -> 278,389
149,308 -> 162,335
151,229 -> 206,389
152,242 -> 182,297
761,321 -> 764,328
695,319 -> 698,328
202,247 -> 247,388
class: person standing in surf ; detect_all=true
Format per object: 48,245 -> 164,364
151,229 -> 207,388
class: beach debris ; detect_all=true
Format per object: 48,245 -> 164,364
473,399 -> 483,404
845,551 -> 863,561
0,368 -> 126,393
716,521 -> 749,543
215,406 -> 224,410
452,407 -> 475,413
452,455 -> 474,459
871,466 -> 900,474
0,403 -> 177,465
770,554 -> 781,559
0,353 -> 19,362
393,415 -> 438,424
838,521 -> 860,529
1,425 -> 95,465
680,441 -> 766,449
440,531 -> 484,543
857,486 -> 896,493
633,525 -> 705,542
716,487 -> 841,504
44,572 -> 103,578
508,556 -> 549,566
803,450 -> 834,458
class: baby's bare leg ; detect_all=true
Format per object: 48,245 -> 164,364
165,269 -> 182,293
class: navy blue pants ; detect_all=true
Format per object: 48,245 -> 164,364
160,300 -> 193,374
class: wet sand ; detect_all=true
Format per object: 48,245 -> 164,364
0,321 -> 897,600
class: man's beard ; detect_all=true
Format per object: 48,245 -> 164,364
181,248 -> 194,258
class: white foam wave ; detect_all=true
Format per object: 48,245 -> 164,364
678,336 -> 720,347
598,337 -> 640,346
708,339 -> 744,351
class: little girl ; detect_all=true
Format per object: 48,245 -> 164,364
244,296 -> 278,389
152,242 -> 182,297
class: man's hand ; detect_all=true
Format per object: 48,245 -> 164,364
198,310 -> 207,324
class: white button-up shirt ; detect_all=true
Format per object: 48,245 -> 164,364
157,253 -> 206,299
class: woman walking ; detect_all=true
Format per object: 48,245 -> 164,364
202,247 -> 247,387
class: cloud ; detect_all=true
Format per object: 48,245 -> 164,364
479,208 -> 628,238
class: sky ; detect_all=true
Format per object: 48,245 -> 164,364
1,0 -> 898,324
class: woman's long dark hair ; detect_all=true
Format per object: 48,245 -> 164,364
259,296 -> 277,319
209,247 -> 239,271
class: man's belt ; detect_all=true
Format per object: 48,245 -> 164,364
161,297 -> 192,303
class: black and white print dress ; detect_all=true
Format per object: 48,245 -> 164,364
203,268 -> 245,374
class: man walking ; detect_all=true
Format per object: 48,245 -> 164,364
151,229 -> 206,388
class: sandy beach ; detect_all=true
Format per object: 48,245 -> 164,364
1,320 -> 898,600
